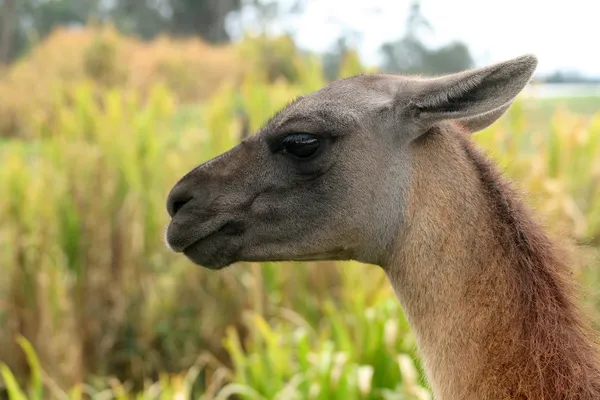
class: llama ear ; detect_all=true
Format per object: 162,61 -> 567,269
407,54 -> 538,134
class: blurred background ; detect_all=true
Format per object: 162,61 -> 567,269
0,0 -> 598,399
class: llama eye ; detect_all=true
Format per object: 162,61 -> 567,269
281,133 -> 320,159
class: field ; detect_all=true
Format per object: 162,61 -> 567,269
0,27 -> 599,400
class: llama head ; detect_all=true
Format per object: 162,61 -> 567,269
165,54 -> 538,269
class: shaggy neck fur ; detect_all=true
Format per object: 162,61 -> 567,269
385,125 -> 600,400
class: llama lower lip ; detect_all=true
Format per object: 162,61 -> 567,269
167,229 -> 215,253
177,225 -> 224,253
167,218 -> 238,253
182,235 -> 238,270
178,221 -> 245,268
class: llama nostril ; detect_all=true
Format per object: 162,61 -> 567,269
167,191 -> 193,217
172,199 -> 189,215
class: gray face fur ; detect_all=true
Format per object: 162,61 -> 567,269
165,54 -> 538,269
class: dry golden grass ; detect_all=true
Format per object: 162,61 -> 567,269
0,24 -> 244,139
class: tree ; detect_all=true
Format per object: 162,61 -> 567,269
404,0 -> 433,41
0,0 -> 16,63
0,0 -> 247,64
380,0 -> 474,75
108,0 -> 169,40
0,0 -> 103,63
167,0 -> 242,43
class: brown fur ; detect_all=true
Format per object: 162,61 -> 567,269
165,54 -> 600,399
388,124 -> 600,399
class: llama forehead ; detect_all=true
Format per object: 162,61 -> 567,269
313,74 -> 410,109
259,74 -> 411,138
260,98 -> 361,138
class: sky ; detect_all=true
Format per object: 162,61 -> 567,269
239,0 -> 600,77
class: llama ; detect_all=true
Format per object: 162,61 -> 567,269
164,54 -> 600,399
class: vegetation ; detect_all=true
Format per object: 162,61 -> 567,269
0,24 -> 599,400
0,0 -> 249,63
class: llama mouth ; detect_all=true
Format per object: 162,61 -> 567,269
186,222 -> 242,248
166,219 -> 239,253
180,221 -> 245,269
181,222 -> 231,248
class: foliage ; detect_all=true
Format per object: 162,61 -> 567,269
1,299 -> 432,399
475,100 -> 600,245
0,24 -> 351,139
0,24 -> 243,138
0,80 -> 253,391
0,41 -> 367,394
0,0 -> 245,63
167,0 -> 242,43
1,335 -> 212,400
0,28 -> 599,400
220,297 -> 430,400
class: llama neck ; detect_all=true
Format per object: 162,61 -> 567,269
384,127 -> 600,400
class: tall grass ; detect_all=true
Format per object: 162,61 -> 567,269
476,100 -> 600,244
0,40 -> 599,398
0,80 -> 251,390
